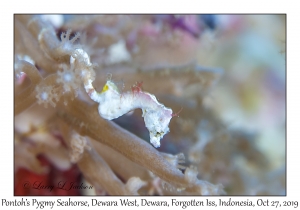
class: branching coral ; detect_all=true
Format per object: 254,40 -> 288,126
14,14 -> 226,195
14,14 -> 284,196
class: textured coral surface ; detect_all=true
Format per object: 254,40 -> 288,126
14,14 -> 285,195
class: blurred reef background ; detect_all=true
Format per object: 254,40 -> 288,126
14,15 -> 286,195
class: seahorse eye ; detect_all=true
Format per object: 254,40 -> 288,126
101,84 -> 109,93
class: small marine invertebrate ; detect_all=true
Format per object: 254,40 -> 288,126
14,14 -> 226,196
86,79 -> 173,148
69,131 -> 91,163
14,14 -> 285,196
60,42 -> 175,147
